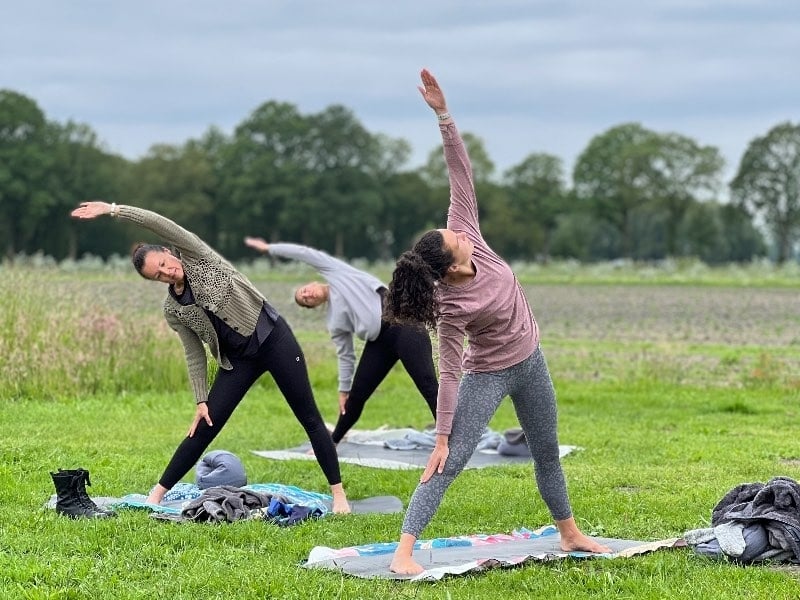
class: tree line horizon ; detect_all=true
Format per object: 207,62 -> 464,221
1,88 -> 798,265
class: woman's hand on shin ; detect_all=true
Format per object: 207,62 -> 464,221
187,402 -> 213,437
420,435 -> 449,483
338,391 -> 349,415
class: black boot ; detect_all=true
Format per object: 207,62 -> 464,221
58,468 -> 116,517
50,470 -> 113,519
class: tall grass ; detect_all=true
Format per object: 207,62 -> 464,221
3,260 -> 798,401
0,269 -> 186,401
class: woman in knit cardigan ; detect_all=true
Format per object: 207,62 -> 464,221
71,201 -> 350,513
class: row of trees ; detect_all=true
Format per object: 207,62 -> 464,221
1,88 -> 798,264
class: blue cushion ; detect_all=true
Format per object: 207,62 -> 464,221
195,450 -> 247,489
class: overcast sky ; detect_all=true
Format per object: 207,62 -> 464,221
2,0 -> 798,184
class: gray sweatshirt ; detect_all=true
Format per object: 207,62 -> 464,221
268,243 -> 385,392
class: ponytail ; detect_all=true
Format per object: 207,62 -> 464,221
384,230 -> 453,330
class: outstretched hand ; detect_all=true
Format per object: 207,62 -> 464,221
244,236 -> 270,253
418,68 -> 448,113
70,201 -> 113,220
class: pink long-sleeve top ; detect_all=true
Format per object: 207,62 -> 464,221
434,122 -> 540,435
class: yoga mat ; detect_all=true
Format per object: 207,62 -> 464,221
325,495 -> 404,514
46,494 -> 184,514
303,525 -> 685,581
253,441 -> 579,471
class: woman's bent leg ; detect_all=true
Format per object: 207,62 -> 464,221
331,335 -> 396,443
150,358 -> 262,503
391,371 -> 507,573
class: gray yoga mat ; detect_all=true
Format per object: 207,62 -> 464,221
304,529 -> 685,581
324,495 -> 403,514
253,441 -> 579,471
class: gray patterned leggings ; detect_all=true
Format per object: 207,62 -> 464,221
400,346 -> 572,538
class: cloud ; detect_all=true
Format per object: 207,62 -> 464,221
1,0 -> 797,182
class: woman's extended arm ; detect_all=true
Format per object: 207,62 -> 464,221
416,71 -> 480,236
245,237 -> 349,276
72,200 -> 209,259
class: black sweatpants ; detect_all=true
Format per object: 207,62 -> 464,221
331,321 -> 438,443
159,317 -> 341,489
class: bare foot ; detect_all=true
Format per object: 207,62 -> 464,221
389,556 -> 425,575
331,496 -> 351,514
145,484 -> 167,506
560,533 -> 612,554
329,483 -> 350,514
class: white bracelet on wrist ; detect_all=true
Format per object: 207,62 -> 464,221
436,112 -> 451,121
110,202 -> 118,217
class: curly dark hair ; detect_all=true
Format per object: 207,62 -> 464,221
384,230 -> 454,330
131,242 -> 169,278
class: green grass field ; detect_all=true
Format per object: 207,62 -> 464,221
1,264 -> 799,599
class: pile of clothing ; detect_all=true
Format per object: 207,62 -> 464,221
152,485 -> 323,526
684,476 -> 800,563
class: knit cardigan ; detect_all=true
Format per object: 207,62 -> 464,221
115,205 -> 270,404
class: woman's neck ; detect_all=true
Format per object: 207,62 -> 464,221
443,262 -> 476,286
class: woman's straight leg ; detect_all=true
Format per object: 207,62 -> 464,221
394,324 -> 438,419
264,318 -> 342,486
508,348 -> 572,521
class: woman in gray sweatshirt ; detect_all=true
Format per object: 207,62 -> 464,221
70,201 -> 350,513
244,238 -> 438,443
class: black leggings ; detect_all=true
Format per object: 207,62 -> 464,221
159,317 -> 341,489
331,321 -> 438,443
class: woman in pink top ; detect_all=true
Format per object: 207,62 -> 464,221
384,69 -> 611,575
